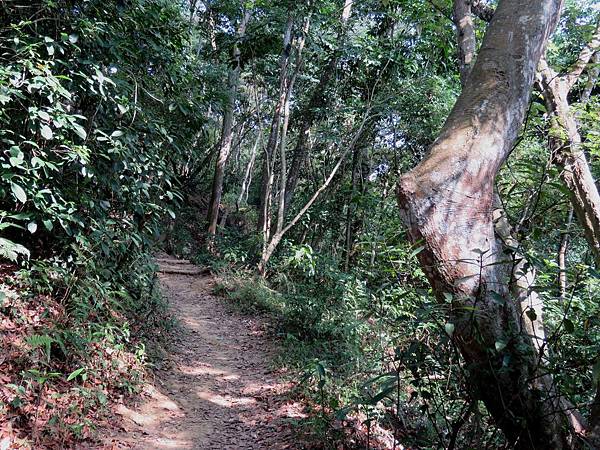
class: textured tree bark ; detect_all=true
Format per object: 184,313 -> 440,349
206,10 -> 251,237
537,23 -> 600,266
397,0 -> 567,447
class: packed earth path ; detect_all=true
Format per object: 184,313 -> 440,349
106,255 -> 306,449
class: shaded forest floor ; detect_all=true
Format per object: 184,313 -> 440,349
105,256 -> 306,449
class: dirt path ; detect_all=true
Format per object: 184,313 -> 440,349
109,257 -> 305,449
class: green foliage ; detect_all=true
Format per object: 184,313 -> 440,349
2,0 -> 599,448
0,0 -> 203,445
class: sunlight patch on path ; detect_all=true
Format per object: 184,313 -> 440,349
107,261 -> 302,449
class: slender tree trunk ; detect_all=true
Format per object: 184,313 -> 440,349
274,86 -> 291,236
344,145 -> 361,271
273,17 -> 310,238
537,23 -> 600,266
258,112 -> 371,274
453,0 -> 475,86
284,0 -> 354,213
539,70 -> 600,267
558,207 -> 574,300
206,10 -> 251,237
237,130 -> 261,209
257,15 -> 294,241
397,0 -> 568,447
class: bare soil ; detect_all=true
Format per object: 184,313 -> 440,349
105,258 -> 306,449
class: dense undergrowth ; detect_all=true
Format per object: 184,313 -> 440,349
170,174 -> 600,449
0,0 -> 200,446
0,259 -> 167,447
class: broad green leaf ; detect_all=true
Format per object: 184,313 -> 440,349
31,157 -> 44,167
67,367 -> 85,381
444,322 -> 455,336
495,341 -> 507,352
11,183 -> 27,203
0,238 -> 30,261
40,125 -> 53,140
9,156 -> 23,167
73,123 -> 87,140
38,110 -> 51,122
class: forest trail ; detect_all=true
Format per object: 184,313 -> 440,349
108,256 -> 305,449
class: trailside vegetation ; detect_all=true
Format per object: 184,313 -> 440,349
2,0 -> 600,448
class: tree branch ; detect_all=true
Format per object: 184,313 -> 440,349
453,0 -> 476,85
564,21 -> 600,90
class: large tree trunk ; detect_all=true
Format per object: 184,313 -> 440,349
397,0 -> 567,447
206,10 -> 251,237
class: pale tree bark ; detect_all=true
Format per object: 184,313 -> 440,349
538,21 -> 600,266
453,0 -> 476,86
236,83 -> 265,209
558,207 -> 574,300
469,11 -> 600,437
397,0 -> 569,447
284,0 -> 354,213
492,195 -> 547,353
236,129 -> 261,209
453,0 -> 548,358
206,10 -> 251,237
257,15 -> 294,240
536,23 -> 600,443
